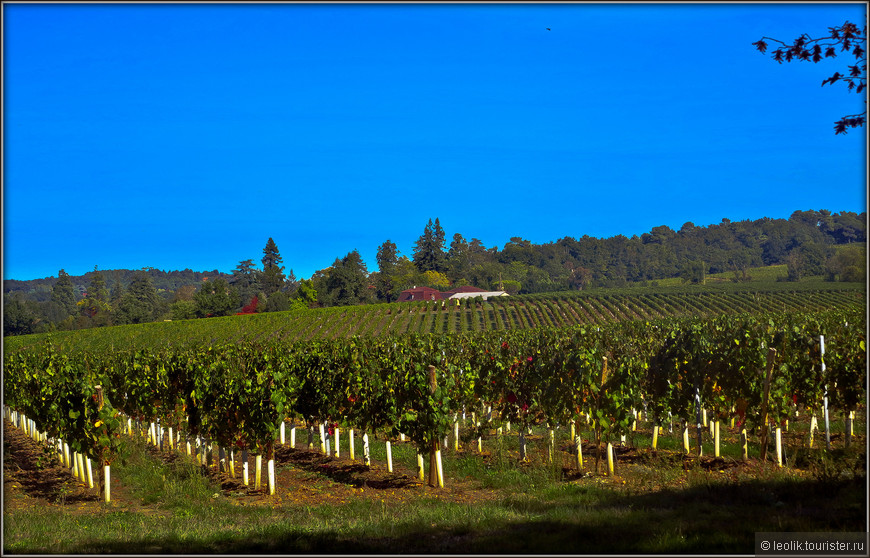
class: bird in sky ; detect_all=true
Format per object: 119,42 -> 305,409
546,27 -> 551,31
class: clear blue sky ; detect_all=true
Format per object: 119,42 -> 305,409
3,2 -> 867,282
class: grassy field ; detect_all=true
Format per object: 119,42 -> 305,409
4,409 -> 866,554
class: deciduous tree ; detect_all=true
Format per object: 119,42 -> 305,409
293,279 -> 318,306
423,270 -> 450,289
4,293 -> 38,336
230,259 -> 262,308
194,278 -> 239,318
754,21 -> 866,133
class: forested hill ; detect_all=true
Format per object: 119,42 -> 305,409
431,209 -> 866,292
4,268 -> 234,302
2,208 -> 866,337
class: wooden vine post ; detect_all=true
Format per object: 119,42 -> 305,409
759,347 -> 777,465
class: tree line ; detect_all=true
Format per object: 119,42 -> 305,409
3,209 -> 865,336
365,210 -> 865,300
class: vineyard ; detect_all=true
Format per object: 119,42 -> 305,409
3,285 -> 866,552
4,283 -> 864,354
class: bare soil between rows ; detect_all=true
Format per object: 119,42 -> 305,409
5,418 -> 867,554
4,420 -> 505,515
5,417 -> 797,516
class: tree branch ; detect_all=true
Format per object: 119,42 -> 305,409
755,22 -> 867,134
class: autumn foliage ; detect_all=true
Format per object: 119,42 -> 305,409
237,296 -> 259,315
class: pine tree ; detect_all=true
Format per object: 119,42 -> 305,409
261,238 -> 286,295
50,269 -> 77,317
412,218 -> 447,273
87,266 -> 109,302
433,218 -> 446,262
375,240 -> 399,302
79,266 -> 112,326
446,233 -> 470,280
117,271 -> 159,324
325,250 -> 372,306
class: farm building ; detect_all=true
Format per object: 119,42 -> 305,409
396,285 -> 508,302
396,286 -> 442,302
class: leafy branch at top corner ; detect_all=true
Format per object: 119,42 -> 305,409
753,21 -> 867,134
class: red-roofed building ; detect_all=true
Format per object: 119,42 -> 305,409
396,286 -> 443,302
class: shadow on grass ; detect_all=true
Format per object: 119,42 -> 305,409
273,444 -> 422,490
52,510 -> 740,554
30,472 -> 867,555
495,474 -> 866,554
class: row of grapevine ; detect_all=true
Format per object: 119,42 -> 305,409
6,287 -> 862,356
5,307 -> 864,497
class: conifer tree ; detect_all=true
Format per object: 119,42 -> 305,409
117,271 -> 159,324
87,266 -> 110,302
413,218 -> 447,273
375,239 -> 399,301
79,266 -> 112,326
261,237 -> 286,295
50,269 -> 77,317
325,250 -> 372,306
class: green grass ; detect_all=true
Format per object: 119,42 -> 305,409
5,414 -> 866,554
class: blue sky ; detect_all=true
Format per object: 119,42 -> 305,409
3,2 -> 867,282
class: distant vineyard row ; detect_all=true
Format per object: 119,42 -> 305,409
5,285 -> 864,355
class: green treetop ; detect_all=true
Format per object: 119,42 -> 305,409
261,237 -> 286,295
413,218 -> 447,273
50,269 -> 77,317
